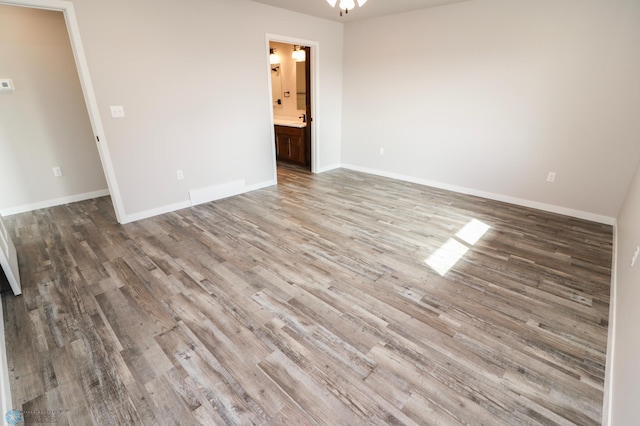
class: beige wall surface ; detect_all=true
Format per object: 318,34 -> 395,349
69,0 -> 343,217
341,0 -> 640,221
0,5 -> 108,213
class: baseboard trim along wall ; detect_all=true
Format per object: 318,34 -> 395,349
316,163 -> 342,174
0,189 -> 110,217
189,179 -> 277,209
120,179 -> 277,224
341,164 -> 616,225
122,200 -> 193,225
190,180 -> 247,207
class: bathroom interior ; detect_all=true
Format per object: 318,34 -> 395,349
269,42 -> 311,171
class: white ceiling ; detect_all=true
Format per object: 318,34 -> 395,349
251,0 -> 472,23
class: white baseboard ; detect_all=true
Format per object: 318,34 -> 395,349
246,180 -> 277,193
190,179 -> 276,207
0,189 -> 110,217
341,164 -> 615,225
190,180 -> 246,207
120,200 -> 192,224
316,163 -> 342,173
121,179 -> 277,224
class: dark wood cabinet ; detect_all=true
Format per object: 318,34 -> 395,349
275,125 -> 307,166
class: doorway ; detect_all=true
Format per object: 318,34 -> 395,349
267,36 -> 317,177
0,0 -> 125,223
0,5 -> 111,218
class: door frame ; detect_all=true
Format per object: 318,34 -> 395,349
0,216 -> 20,296
266,34 -> 320,178
0,0 -> 126,223
0,218 -> 17,426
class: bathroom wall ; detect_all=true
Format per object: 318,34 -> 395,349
0,5 -> 108,215
270,41 -> 306,120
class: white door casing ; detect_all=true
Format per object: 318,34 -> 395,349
0,215 -> 20,295
0,214 -> 19,419
266,34 -> 321,177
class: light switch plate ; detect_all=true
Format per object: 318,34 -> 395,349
110,105 -> 125,118
0,79 -> 15,92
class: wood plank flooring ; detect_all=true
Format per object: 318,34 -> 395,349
2,167 -> 612,425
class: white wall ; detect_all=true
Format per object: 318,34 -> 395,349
341,0 -> 640,222
68,0 -> 343,219
0,5 -> 108,214
611,159 -> 640,424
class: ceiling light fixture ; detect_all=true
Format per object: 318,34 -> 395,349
292,45 -> 306,62
326,0 -> 367,17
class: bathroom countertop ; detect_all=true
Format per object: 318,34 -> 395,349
274,118 -> 306,128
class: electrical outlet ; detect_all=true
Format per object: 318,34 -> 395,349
632,246 -> 640,267
110,105 -> 125,118
52,166 -> 62,177
0,79 -> 15,92
547,172 -> 556,183
176,170 -> 184,180
379,147 -> 384,156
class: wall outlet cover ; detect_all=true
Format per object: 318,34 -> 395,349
110,105 -> 125,118
0,79 -> 15,92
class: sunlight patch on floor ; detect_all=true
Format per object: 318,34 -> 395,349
426,218 -> 491,276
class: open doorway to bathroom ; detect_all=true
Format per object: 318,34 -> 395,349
269,41 -> 312,173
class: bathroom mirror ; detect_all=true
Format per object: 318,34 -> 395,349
271,63 -> 282,108
296,61 -> 306,110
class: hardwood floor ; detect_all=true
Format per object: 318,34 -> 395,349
2,168 -> 612,425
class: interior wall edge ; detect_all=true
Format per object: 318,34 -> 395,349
602,221 -> 618,426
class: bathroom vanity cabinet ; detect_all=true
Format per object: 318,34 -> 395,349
275,125 -> 308,166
